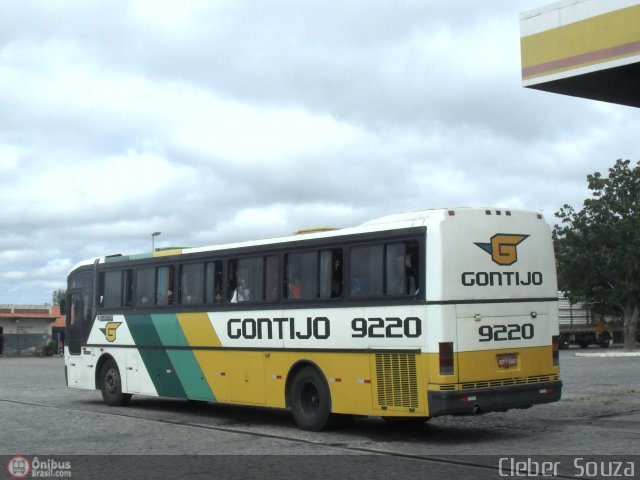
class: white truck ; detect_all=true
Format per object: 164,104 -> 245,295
557,293 -> 617,349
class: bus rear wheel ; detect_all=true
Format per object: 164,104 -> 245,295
290,367 -> 333,431
100,358 -> 132,406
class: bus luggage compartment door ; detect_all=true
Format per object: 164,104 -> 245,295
455,303 -> 550,383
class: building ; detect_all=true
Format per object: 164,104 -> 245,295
0,305 -> 63,356
520,0 -> 640,108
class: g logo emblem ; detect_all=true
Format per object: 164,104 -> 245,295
475,234 -> 529,266
100,322 -> 122,342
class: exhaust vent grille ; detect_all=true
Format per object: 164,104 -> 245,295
374,353 -> 419,408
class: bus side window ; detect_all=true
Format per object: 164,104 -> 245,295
180,263 -> 204,305
97,272 -> 106,308
136,268 -> 155,306
103,270 -> 124,308
265,255 -> 279,302
123,270 -> 133,307
205,261 -> 223,304
285,251 -> 317,300
319,249 -> 342,299
386,243 -> 406,296
228,257 -> 264,303
350,245 -> 383,297
386,241 -> 420,296
227,259 -> 238,302
405,241 -> 420,295
156,266 -> 175,306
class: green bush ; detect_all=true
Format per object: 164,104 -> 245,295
42,340 -> 57,356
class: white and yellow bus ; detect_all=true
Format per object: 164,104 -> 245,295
63,208 -> 561,430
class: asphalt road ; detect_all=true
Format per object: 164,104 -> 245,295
0,348 -> 638,479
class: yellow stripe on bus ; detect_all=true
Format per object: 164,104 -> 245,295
177,312 -> 227,402
177,312 -> 222,347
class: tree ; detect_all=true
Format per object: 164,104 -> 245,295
554,159 -> 640,351
52,289 -> 66,306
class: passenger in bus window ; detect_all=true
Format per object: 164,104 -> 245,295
406,254 -> 418,295
231,280 -> 249,303
288,276 -> 302,299
387,247 -> 406,296
351,277 -> 366,296
331,258 -> 343,297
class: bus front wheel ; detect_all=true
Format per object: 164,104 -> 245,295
290,367 -> 333,431
99,358 -> 132,406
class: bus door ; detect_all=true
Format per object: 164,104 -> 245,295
66,270 -> 94,355
67,292 -> 87,355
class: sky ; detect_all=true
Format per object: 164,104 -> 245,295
1,0 -> 639,304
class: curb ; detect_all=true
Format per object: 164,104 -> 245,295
575,352 -> 640,357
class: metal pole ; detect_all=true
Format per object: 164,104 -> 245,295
151,231 -> 161,253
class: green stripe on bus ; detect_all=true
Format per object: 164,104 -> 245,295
126,314 -> 186,399
151,314 -> 215,401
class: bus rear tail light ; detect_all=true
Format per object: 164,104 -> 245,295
439,342 -> 454,375
552,336 -> 560,366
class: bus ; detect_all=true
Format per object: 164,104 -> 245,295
63,208 -> 561,431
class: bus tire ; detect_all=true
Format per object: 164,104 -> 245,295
290,367 -> 333,431
99,358 -> 132,406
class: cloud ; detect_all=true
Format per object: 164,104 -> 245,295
0,0 -> 639,303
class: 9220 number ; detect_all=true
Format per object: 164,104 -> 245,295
352,317 -> 422,338
478,323 -> 534,342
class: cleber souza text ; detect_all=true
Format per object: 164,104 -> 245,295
498,457 -> 635,477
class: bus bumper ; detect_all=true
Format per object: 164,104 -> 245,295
427,381 -> 562,417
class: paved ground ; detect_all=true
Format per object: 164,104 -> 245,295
0,347 -> 638,478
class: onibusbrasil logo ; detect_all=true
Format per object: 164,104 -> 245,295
7,456 -> 30,479
474,234 -> 529,266
6,456 -> 71,478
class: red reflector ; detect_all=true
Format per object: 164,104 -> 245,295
552,336 -> 560,366
439,342 -> 454,375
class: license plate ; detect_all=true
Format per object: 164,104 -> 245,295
497,353 -> 518,368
